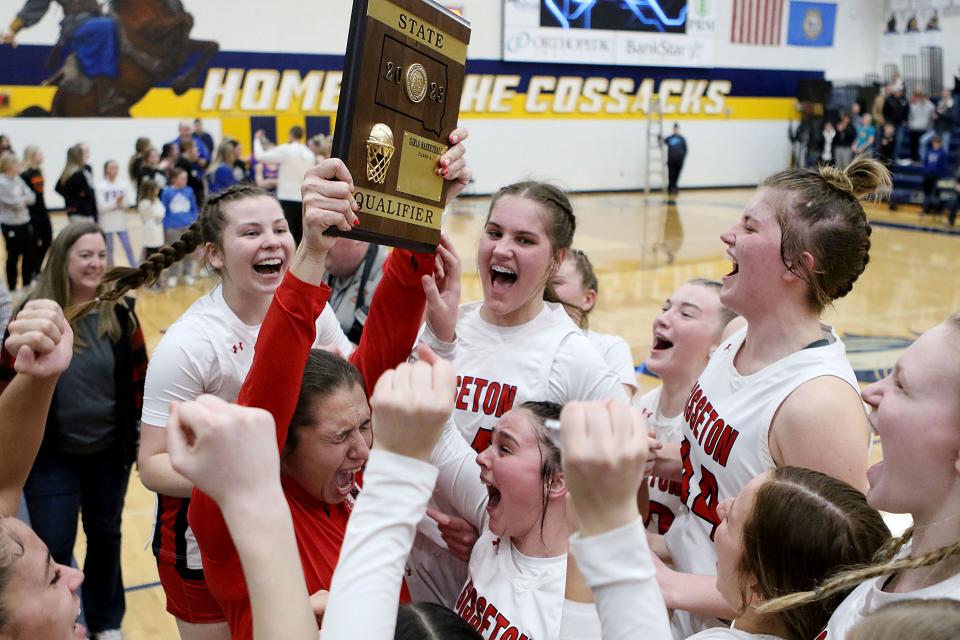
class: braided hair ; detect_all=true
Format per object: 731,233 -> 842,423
761,154 -> 891,312
74,183 -> 272,321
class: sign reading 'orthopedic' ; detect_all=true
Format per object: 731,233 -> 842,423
331,0 -> 470,253
502,0 -> 716,68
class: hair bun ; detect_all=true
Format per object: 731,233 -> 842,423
820,155 -> 892,200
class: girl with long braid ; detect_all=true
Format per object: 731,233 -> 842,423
90,132 -> 470,640
759,313 -> 960,638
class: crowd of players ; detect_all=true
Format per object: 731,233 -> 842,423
0,123 -> 958,640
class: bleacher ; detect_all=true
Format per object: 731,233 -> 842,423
888,98 -> 960,210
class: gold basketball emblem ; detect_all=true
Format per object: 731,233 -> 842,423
405,63 -> 428,103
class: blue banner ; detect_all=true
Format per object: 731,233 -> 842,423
787,1 -> 836,47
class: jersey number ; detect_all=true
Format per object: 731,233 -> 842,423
679,437 -> 721,540
646,501 -> 675,535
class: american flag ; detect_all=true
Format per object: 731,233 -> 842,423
731,0 -> 784,45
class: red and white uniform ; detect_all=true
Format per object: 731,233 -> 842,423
410,301 -> 627,606
633,387 -> 685,535
143,284 -> 351,621
430,300 -> 626,452
823,544 -> 960,639
664,326 -> 859,638
585,330 -> 638,394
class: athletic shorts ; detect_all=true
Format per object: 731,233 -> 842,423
157,561 -> 226,624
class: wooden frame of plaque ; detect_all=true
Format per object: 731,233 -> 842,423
331,0 -> 471,253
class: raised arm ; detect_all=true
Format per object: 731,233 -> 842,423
559,401 -> 671,640
0,300 -> 73,514
169,396 -> 315,640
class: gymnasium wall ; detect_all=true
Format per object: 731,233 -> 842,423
0,0 -> 894,198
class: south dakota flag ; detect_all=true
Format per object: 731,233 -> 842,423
787,1 -> 836,47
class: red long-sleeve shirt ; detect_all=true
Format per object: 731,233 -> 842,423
189,248 -> 432,639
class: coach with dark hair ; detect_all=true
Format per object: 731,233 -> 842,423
663,123 -> 688,204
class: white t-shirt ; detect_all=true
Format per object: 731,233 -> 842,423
444,301 -> 627,450
665,326 -> 859,638
824,543 -> 960,639
142,284 -> 353,428
417,419 -> 567,640
408,302 -> 626,606
96,177 -> 129,233
586,329 -> 638,393
138,198 -> 165,248
253,138 -> 315,202
634,386 -> 685,535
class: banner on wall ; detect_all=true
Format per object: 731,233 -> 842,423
881,0 -> 945,54
786,1 -> 836,47
501,0 -> 717,68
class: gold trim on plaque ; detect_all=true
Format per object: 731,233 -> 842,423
366,0 -> 468,65
354,187 -> 443,230
396,131 -> 446,202
405,63 -> 428,103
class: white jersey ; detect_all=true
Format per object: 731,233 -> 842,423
96,177 -> 129,233
142,284 -> 353,428
665,325 -> 858,637
408,302 -> 625,606
824,543 -> 960,639
138,198 -> 166,248
455,530 -> 566,640
586,330 -> 638,393
253,138 -> 315,202
448,301 -> 626,451
633,387 -> 685,535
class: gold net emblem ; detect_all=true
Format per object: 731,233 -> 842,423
366,123 -> 395,184
406,63 -> 428,103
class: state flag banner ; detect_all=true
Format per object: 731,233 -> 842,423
731,0 -> 785,46
787,1 -> 837,47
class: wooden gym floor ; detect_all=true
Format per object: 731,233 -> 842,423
11,189 -> 959,638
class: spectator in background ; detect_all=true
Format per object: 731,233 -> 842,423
205,140 -> 239,196
56,142 -> 97,222
160,167 -> 199,287
834,113 -> 856,168
254,156 -> 279,196
877,123 -> 897,169
921,88 -> 957,160
96,160 -> 136,267
921,136 -> 951,214
850,101 -> 864,128
820,120 -> 837,165
871,86 -> 888,127
662,123 -> 687,204
127,136 -> 151,186
170,120 -> 209,168
136,146 -> 169,196
175,139 -> 206,206
949,166 -> 960,226
137,178 -> 165,265
883,87 -> 910,156
308,133 -> 332,163
158,142 -> 179,185
228,138 -> 250,183
908,87 -> 936,160
0,151 -> 35,290
254,126 -> 314,244
20,145 -> 51,272
0,134 -> 12,154
1,221 -> 147,640
194,119 -> 215,159
324,238 -> 388,344
853,112 -> 877,155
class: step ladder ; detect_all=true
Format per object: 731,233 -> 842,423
645,98 -> 667,195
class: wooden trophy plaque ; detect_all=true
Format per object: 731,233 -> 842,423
331,0 -> 471,253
